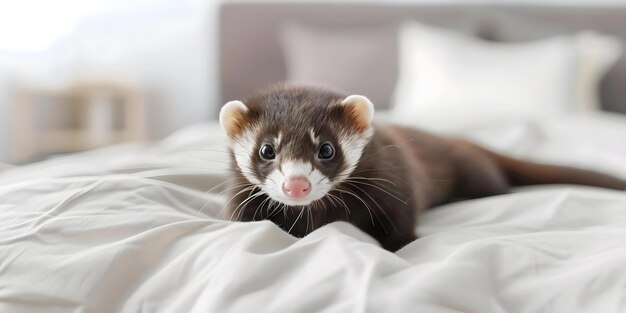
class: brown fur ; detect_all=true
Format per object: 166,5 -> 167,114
224,85 -> 626,251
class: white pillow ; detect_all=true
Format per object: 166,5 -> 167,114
574,31 -> 623,111
391,22 -> 622,132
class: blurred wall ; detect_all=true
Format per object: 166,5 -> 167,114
0,0 -> 220,163
1,0 -> 626,163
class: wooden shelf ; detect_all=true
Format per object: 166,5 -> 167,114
12,82 -> 147,162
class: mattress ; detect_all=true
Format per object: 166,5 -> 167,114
1,113 -> 626,313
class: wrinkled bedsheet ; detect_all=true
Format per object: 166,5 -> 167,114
1,113 -> 626,313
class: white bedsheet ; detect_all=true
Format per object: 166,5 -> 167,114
1,113 -> 626,313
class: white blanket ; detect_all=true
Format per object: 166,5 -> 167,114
1,113 -> 626,313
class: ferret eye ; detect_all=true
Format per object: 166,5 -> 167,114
259,144 -> 276,160
318,143 -> 335,160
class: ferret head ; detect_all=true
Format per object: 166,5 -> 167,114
219,85 -> 374,206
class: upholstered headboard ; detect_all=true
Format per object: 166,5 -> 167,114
219,2 -> 626,113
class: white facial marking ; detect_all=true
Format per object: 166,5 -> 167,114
283,161 -> 312,176
229,122 -> 373,207
231,124 -> 262,185
335,127 -> 374,182
309,128 -> 319,146
264,160 -> 332,206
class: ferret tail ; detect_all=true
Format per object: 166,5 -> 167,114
478,146 -> 626,191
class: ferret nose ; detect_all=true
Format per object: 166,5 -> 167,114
282,176 -> 312,199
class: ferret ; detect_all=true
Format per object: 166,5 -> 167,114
219,84 -> 626,251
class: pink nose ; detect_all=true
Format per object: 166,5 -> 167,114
282,177 -> 312,199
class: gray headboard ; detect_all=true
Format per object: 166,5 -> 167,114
219,3 -> 626,114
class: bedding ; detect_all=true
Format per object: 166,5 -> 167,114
1,113 -> 626,312
391,22 -> 622,133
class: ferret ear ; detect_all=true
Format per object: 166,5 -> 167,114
219,100 -> 250,138
340,95 -> 374,132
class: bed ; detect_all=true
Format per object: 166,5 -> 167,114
3,3 -> 626,313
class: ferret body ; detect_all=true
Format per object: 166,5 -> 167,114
220,85 -> 626,251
